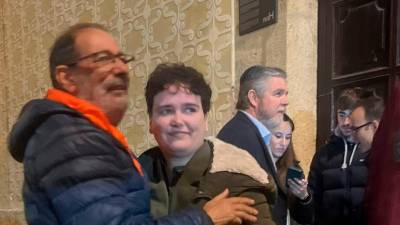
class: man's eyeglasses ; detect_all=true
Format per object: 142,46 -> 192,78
351,121 -> 373,132
67,50 -> 135,67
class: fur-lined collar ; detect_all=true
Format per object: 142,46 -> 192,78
207,137 -> 270,185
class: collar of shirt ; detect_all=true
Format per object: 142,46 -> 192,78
240,110 -> 271,145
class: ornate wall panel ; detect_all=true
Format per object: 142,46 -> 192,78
117,0 -> 235,150
1,0 -> 234,220
0,0 -> 10,211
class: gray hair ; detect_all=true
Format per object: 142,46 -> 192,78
236,65 -> 287,110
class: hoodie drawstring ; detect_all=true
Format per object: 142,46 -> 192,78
341,138 -> 358,169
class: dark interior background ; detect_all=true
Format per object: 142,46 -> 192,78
317,0 -> 399,148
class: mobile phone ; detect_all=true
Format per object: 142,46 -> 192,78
286,166 -> 304,187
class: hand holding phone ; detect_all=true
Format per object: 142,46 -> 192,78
286,166 -> 304,186
286,166 -> 309,200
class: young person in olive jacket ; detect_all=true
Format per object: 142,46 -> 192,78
139,63 -> 277,225
7,23 -> 258,225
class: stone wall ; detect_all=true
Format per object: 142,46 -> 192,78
234,0 -> 318,174
286,0 -> 318,174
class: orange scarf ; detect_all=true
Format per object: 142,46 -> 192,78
46,88 -> 143,176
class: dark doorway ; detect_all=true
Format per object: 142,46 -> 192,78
317,0 -> 400,148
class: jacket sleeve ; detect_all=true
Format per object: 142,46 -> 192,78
197,172 -> 276,225
27,116 -> 213,225
288,191 -> 314,224
239,187 -> 276,225
307,149 -> 324,225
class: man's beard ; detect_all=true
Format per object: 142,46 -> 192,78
256,107 -> 283,130
260,115 -> 283,130
345,134 -> 355,143
336,125 -> 355,143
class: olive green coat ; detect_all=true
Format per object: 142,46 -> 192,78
139,137 -> 277,225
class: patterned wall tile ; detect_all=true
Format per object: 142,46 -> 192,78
117,0 -> 235,153
0,0 -> 10,210
1,0 -> 234,215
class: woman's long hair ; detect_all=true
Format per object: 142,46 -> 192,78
275,114 -> 300,193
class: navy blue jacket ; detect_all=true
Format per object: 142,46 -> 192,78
8,99 -> 212,225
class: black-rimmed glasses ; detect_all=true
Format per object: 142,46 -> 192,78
67,50 -> 135,67
351,121 -> 373,132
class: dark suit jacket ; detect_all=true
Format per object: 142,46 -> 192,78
218,111 -> 313,225
217,111 -> 278,182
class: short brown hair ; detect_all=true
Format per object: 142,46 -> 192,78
145,63 -> 212,116
49,23 -> 107,88
356,94 -> 384,121
336,87 -> 375,110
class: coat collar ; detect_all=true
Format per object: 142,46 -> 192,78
177,141 -> 212,186
46,88 -> 143,176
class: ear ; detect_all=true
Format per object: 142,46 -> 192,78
55,65 -> 78,94
149,118 -> 154,134
204,113 -> 209,131
371,120 -> 380,132
247,89 -> 259,108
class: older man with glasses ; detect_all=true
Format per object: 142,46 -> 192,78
8,23 -> 258,225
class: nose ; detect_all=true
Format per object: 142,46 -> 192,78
281,94 -> 289,107
280,137 -> 290,148
112,57 -> 130,73
171,112 -> 184,127
110,60 -> 130,83
343,116 -> 351,125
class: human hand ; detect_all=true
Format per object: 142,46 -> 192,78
287,178 -> 309,200
203,189 -> 258,225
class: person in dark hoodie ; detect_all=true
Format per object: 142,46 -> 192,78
308,87 -> 383,225
7,23 -> 259,225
